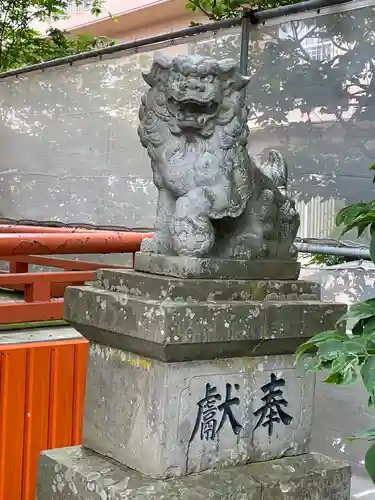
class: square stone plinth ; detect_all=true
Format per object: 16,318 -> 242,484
64,270 -> 345,362
36,446 -> 350,500
134,253 -> 301,280
82,344 -> 315,479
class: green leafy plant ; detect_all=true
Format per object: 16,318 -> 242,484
297,304 -> 375,481
0,0 -> 113,72
297,166 -> 375,481
185,0 -> 302,22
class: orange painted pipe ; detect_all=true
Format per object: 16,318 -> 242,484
0,225 -> 106,234
0,232 -> 152,256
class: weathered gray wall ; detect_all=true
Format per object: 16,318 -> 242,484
0,0 -> 374,240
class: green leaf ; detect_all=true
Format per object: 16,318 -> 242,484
323,372 -> 343,384
361,357 -> 375,395
362,317 -> 375,336
306,330 -> 345,344
371,233 -> 375,265
302,356 -> 333,372
317,339 -> 343,360
358,222 -> 370,237
347,429 -> 375,442
340,365 -> 358,385
323,353 -> 359,386
342,340 -> 367,355
335,203 -> 370,227
185,2 -> 198,10
302,356 -> 322,371
336,203 -> 373,235
295,342 -> 316,361
296,330 -> 344,361
331,353 -> 353,374
336,301 -> 375,329
365,443 -> 375,482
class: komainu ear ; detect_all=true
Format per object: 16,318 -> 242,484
142,54 -> 172,87
217,59 -> 250,90
153,54 -> 172,70
234,74 -> 251,90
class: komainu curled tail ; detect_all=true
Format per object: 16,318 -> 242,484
261,150 -> 288,196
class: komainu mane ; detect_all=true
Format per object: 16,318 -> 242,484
138,54 -> 299,260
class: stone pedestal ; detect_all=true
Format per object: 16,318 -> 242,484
36,256 -> 351,499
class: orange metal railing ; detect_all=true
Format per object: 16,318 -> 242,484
0,230 -> 150,255
0,228 -> 152,324
0,225 -> 107,233
0,338 -> 88,500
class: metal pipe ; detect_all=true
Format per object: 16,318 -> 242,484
252,0 -> 354,23
240,9 -> 252,76
296,242 -> 371,260
0,0 -> 355,80
0,225 -> 107,233
0,232 -> 152,255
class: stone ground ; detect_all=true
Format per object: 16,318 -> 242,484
350,469 -> 375,499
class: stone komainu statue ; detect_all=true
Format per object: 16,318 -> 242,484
138,54 -> 300,260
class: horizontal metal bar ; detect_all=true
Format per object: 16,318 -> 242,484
0,232 -> 152,255
0,335 -> 86,347
0,271 -> 94,285
3,255 -> 129,270
0,224 -> 107,233
0,0 -> 356,80
0,218 -> 152,232
0,300 -> 64,324
252,0 -> 354,23
0,319 -> 68,331
296,242 -> 371,260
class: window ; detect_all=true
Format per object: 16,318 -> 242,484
278,21 -> 335,62
305,41 -> 334,61
65,0 -> 93,15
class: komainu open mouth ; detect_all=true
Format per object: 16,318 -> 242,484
168,96 -> 218,119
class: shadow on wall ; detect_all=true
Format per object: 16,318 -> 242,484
0,52 -> 157,228
0,3 -> 374,240
300,261 -> 375,305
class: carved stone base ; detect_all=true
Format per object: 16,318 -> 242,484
134,253 -> 301,280
81,345 -> 315,478
36,447 -> 351,500
64,270 -> 345,362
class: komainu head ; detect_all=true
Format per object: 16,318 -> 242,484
139,54 -> 250,141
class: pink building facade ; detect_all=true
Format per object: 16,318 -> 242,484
45,0 -> 207,42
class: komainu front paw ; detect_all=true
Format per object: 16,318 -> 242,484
140,232 -> 174,255
172,219 -> 215,257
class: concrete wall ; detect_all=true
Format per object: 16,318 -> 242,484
2,1 -> 375,243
